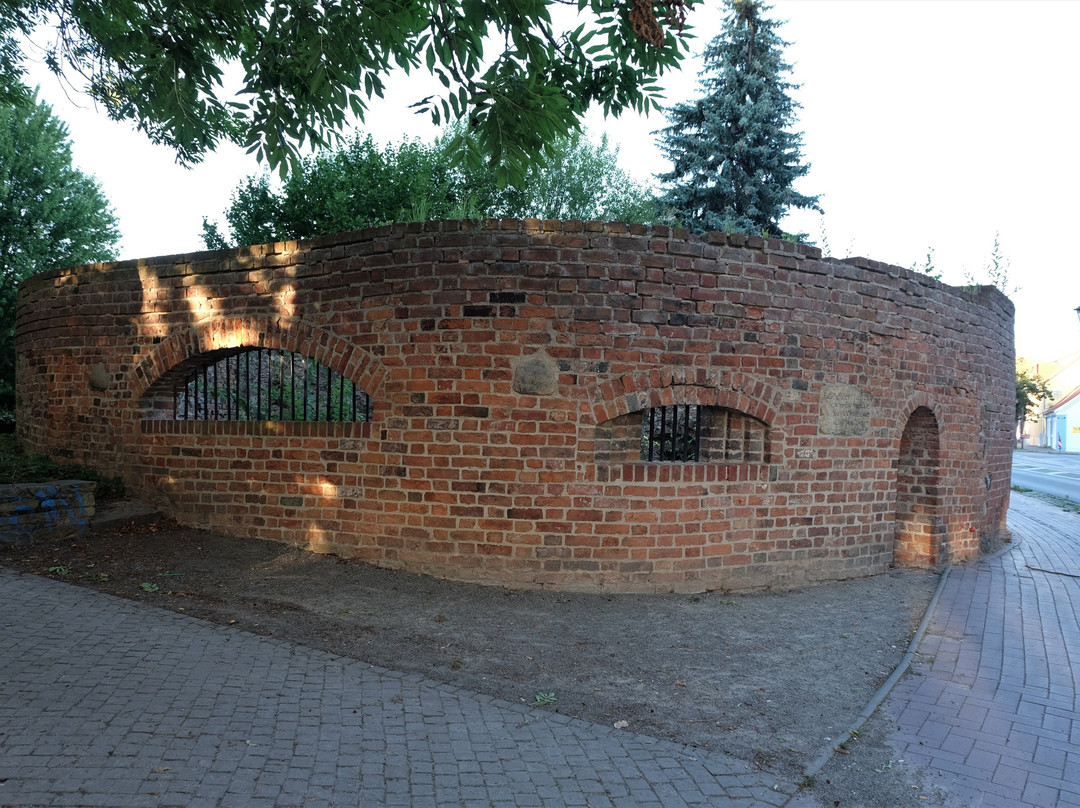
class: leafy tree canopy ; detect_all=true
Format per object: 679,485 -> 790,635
202,127 -> 658,248
505,129 -> 659,223
1016,365 -> 1053,432
656,0 -> 819,235
2,0 -> 696,182
0,88 -> 120,416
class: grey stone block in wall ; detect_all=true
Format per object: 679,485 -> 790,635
512,350 -> 559,396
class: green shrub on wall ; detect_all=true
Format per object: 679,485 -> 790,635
0,436 -> 124,499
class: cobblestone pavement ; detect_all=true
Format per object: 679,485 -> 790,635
0,567 -> 796,808
5,493 -> 1078,808
878,494 -> 1080,807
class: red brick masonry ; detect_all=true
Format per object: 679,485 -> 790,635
15,220 -> 1014,592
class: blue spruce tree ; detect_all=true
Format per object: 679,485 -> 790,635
656,0 -> 820,235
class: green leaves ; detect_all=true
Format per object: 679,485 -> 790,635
6,0 -> 697,182
1016,367 -> 1053,427
202,125 -> 659,248
0,89 -> 119,414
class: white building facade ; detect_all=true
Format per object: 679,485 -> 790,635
1045,387 -> 1080,452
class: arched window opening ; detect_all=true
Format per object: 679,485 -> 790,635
173,348 -> 373,422
640,405 -> 767,463
595,404 -> 768,465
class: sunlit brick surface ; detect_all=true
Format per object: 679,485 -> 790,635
15,220 -> 1014,591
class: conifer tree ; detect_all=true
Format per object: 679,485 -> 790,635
656,0 -> 819,235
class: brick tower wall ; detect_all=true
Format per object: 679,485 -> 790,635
15,220 -> 1015,592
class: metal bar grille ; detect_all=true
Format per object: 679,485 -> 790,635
639,406 -> 766,464
641,405 -> 700,462
174,348 -> 373,422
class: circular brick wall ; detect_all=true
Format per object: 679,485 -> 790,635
16,220 -> 1015,592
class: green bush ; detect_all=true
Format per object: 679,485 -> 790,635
0,435 -> 124,499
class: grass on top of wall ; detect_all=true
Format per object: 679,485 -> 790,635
0,435 -> 125,500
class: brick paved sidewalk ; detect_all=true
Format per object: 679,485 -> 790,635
0,567 -> 796,808
881,494 -> 1080,807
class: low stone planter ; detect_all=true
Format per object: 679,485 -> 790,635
0,481 -> 97,547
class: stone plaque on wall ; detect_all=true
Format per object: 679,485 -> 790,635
88,364 -> 110,391
512,350 -> 559,396
819,384 -> 873,436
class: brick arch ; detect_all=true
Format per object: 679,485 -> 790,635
131,316 -> 385,410
14,220 -> 1015,593
895,394 -> 944,441
893,404 -> 944,568
585,368 -> 781,429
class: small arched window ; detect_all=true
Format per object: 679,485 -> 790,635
173,348 -> 372,422
595,405 -> 768,464
641,405 -> 766,463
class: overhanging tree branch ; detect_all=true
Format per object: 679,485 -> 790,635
3,0 -> 696,180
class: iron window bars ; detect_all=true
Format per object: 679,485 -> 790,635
641,404 -> 701,461
174,348 -> 372,422
640,406 -> 766,463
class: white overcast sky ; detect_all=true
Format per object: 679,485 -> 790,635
21,0 -> 1080,363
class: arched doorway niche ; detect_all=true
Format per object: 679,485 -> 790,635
894,406 -> 944,568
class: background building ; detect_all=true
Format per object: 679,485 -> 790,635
1018,353 -> 1080,448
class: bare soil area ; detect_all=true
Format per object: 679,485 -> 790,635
0,513 -> 940,796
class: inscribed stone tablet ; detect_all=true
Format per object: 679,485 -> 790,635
512,350 -> 558,396
819,384 -> 872,436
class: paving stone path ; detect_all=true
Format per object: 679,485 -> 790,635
0,567 -> 795,808
4,492 -> 1078,807
881,494 -> 1080,807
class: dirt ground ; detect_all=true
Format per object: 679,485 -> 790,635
1,512 -> 947,804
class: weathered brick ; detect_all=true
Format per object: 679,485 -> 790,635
15,220 -> 1013,592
